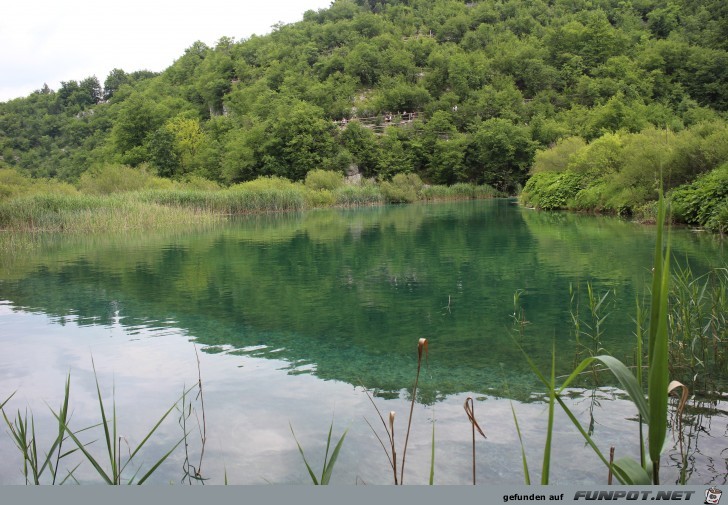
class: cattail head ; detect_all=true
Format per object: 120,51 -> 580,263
418,338 -> 428,361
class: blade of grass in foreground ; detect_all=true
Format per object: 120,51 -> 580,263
541,342 -> 556,485
429,416 -> 435,485
290,420 -> 348,485
51,368 -> 190,485
647,190 -> 671,485
503,370 -> 530,485
0,391 -> 15,410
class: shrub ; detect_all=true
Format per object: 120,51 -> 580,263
532,137 -> 587,173
0,169 -> 78,200
305,169 -> 344,191
670,163 -> 728,232
380,173 -> 424,203
333,181 -> 383,206
304,188 -> 336,207
79,164 -> 174,194
521,171 -> 585,210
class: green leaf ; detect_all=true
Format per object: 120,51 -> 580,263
612,457 -> 651,485
321,428 -> 348,485
559,355 -> 648,424
541,342 -> 556,485
647,192 -> 671,483
509,399 -> 530,485
290,422 -> 319,485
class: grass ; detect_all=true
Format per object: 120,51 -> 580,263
0,173 -> 499,234
290,419 -> 348,485
1,359 -> 191,485
515,189 -> 687,485
668,263 -> 727,392
362,337 -> 430,485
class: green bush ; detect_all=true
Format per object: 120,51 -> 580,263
670,163 -> 728,232
333,181 -> 383,206
175,175 -> 222,191
304,188 -> 336,207
521,171 -> 585,210
380,173 -> 424,203
79,164 -> 174,195
305,169 -> 344,191
0,169 -> 78,200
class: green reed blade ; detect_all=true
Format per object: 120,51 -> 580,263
289,422 -> 319,485
123,398 -> 182,469
510,400 -> 530,485
0,391 -> 15,410
90,357 -> 115,481
429,418 -> 435,486
136,436 -> 185,485
647,193 -> 671,484
541,342 -> 556,485
611,457 -> 651,485
50,408 -> 113,484
321,428 -> 348,485
59,462 -> 83,485
560,355 -> 649,424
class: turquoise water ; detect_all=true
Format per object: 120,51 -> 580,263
0,200 -> 725,484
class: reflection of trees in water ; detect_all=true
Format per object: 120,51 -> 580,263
0,201 -> 723,402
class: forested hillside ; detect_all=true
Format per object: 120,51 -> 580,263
1,0 -> 726,225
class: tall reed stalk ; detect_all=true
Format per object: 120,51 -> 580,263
363,337 -> 429,484
463,397 -> 486,485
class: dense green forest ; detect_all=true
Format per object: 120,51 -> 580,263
1,0 -> 726,228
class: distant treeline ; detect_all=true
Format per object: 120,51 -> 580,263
0,0 -> 726,226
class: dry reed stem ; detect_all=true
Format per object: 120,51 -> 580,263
463,396 -> 486,485
400,338 -> 427,484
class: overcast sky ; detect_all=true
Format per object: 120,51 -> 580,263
0,0 -> 335,102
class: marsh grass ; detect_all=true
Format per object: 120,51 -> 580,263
1,360 -> 189,485
290,419 -> 348,485
362,338 -> 430,485
1,377 -> 77,485
422,183 -> 500,201
668,264 -> 727,392
0,193 -> 219,233
517,190 -> 689,485
0,169 -> 499,235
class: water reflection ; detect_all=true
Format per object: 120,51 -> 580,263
0,200 -> 724,398
0,200 -> 725,484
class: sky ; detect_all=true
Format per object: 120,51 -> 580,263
0,0 -> 335,102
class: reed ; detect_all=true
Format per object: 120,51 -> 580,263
421,183 -> 500,201
1,363 -> 188,485
333,183 -> 384,207
519,190 -> 688,485
362,337 -> 429,485
1,376 -> 77,484
668,264 -> 727,392
463,397 -> 486,485
290,419 -> 348,485
50,358 -> 187,484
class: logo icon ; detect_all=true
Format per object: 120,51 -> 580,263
705,487 -> 722,505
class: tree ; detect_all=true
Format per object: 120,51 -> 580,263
465,119 -> 536,192
104,69 -> 129,101
264,101 -> 338,180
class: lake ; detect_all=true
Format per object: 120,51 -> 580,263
0,199 -> 725,485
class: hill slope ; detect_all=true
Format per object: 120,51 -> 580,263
1,0 -> 726,203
